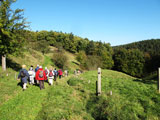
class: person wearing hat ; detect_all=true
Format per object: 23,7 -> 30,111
35,66 -> 47,90
17,65 -> 29,91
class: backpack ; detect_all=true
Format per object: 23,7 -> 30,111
35,67 -> 39,72
21,70 -> 25,77
49,70 -> 53,77
39,70 -> 44,78
45,70 -> 48,75
54,70 -> 57,76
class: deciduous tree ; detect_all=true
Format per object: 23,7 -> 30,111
0,0 -> 28,71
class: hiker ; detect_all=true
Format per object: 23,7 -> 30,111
29,65 -> 34,70
28,66 -> 35,85
44,67 -> 49,78
53,68 -> 58,81
48,68 -> 54,85
58,69 -> 63,79
74,70 -> 77,75
17,65 -> 29,91
35,65 -> 40,84
77,69 -> 81,75
35,66 -> 47,90
35,65 -> 39,72
64,70 -> 68,77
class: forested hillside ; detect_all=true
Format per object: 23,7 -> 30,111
113,39 -> 160,56
13,30 -> 114,71
113,39 -> 160,78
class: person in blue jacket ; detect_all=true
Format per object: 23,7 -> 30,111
17,64 -> 29,91
35,65 -> 39,72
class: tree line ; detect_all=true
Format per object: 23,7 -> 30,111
113,39 -> 160,77
13,30 -> 160,78
22,30 -> 114,70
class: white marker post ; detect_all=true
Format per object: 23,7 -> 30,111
97,68 -> 101,96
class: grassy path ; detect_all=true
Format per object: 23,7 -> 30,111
0,74 -> 93,120
42,55 -> 54,68
0,81 -> 50,120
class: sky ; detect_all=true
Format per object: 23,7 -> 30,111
12,0 -> 160,46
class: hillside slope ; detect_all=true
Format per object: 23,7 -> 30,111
113,39 -> 160,56
67,70 -> 160,120
0,67 -> 160,120
5,46 -> 79,71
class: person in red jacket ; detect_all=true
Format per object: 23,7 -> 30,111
58,69 -> 63,79
35,66 -> 47,90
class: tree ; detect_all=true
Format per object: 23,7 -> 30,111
86,41 -> 96,55
101,51 -> 114,69
52,51 -> 68,69
113,48 -> 145,77
0,0 -> 28,71
76,50 -> 87,65
36,40 -> 50,55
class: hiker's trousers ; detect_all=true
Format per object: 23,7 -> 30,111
48,77 -> 53,85
30,76 -> 34,84
23,83 -> 27,90
39,80 -> 44,90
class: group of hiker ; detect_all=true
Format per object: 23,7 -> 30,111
17,64 -> 68,91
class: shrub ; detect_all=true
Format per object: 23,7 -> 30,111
85,55 -> 102,70
52,51 -> 68,69
67,77 -> 82,86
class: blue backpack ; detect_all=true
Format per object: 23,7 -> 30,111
54,70 -> 57,76
35,67 -> 39,72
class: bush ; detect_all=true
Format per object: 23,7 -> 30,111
85,55 -> 102,70
67,77 -> 82,86
52,51 -> 68,69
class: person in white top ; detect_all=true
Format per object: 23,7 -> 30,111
28,66 -> 35,85
64,70 -> 68,77
48,68 -> 54,85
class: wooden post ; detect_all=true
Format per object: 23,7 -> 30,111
110,91 -> 112,95
2,55 -> 6,71
97,68 -> 101,96
158,68 -> 160,93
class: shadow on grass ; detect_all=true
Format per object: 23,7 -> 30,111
72,61 -> 80,66
0,55 -> 21,71
17,82 -> 23,88
133,78 -> 158,84
6,58 -> 21,71
85,93 -> 108,120
17,80 -> 40,89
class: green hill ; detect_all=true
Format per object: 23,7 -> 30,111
113,39 -> 160,56
112,39 -> 160,78
4,46 -> 80,72
0,60 -> 160,120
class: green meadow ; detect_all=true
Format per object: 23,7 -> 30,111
0,67 -> 160,120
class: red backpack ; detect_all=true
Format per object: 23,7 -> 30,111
39,70 -> 44,78
49,70 -> 53,77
